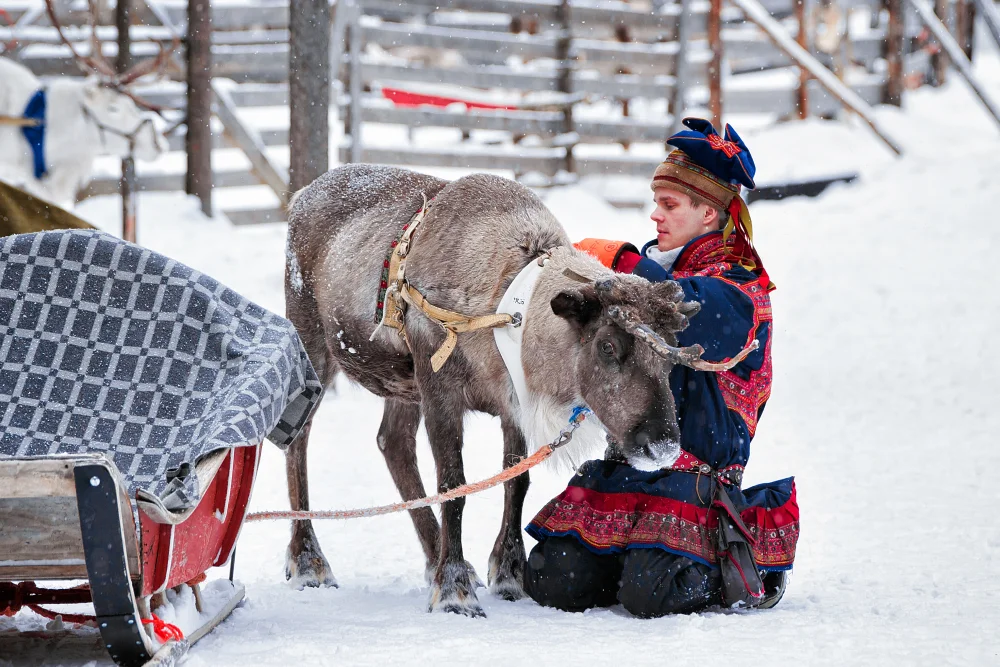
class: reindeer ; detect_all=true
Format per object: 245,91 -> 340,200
0,0 -> 173,208
283,164 -> 737,617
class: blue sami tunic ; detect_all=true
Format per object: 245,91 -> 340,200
527,231 -> 799,572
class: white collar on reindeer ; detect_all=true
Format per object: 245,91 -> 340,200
493,255 -> 549,419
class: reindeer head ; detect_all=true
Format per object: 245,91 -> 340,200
79,79 -> 167,159
551,275 -> 756,470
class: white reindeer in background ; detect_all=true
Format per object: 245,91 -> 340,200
0,0 -> 173,208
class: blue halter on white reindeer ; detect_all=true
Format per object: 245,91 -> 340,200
20,89 -> 47,180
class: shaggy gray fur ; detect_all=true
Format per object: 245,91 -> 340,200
283,165 -> 694,616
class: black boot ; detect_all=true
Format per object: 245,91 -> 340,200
758,570 -> 788,609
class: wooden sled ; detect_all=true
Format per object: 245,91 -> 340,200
0,443 -> 261,666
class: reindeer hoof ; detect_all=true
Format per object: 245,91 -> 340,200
488,543 -> 527,601
285,545 -> 338,589
489,577 -> 526,602
428,561 -> 485,618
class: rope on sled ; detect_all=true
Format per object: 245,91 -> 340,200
0,583 -> 95,626
245,407 -> 592,523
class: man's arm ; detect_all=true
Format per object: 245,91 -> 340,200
579,241 -> 761,363
671,274 -> 758,364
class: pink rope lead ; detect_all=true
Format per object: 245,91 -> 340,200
245,407 -> 592,523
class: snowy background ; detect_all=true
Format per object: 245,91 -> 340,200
3,40 -> 1000,667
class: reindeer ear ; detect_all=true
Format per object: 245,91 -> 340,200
551,289 -> 601,328
83,78 -> 100,99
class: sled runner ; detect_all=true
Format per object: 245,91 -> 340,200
0,229 -> 322,665
0,448 -> 256,666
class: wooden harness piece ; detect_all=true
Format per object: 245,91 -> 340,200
373,194 -> 513,372
0,115 -> 41,127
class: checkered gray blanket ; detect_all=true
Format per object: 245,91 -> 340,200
0,230 -> 322,510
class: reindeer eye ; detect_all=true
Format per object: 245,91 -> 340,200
600,341 -> 615,357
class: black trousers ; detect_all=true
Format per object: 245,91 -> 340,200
524,536 -> 723,617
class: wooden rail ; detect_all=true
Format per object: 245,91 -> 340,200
4,0 -> 928,225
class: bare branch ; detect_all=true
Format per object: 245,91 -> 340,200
608,305 -> 760,372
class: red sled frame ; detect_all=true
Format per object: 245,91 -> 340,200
0,443 -> 261,666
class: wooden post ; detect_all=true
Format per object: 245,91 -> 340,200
956,0 -> 976,59
185,0 -> 213,217
907,0 -> 1000,130
289,0 -> 331,190
931,0 -> 949,85
557,0 -> 574,176
329,0 -> 349,128
670,0 -> 691,135
884,0 -> 904,106
708,0 -> 723,128
730,0 -> 904,154
795,0 -> 809,119
347,1 -> 362,165
116,0 -> 136,242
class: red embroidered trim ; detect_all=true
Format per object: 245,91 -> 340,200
531,492 -> 717,562
707,134 -> 742,158
673,234 -> 772,436
529,484 -> 799,568
715,278 -> 771,435
373,204 -> 424,324
374,239 -> 400,324
662,151 -> 740,196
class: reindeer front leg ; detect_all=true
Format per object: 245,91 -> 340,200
422,393 -> 485,617
488,415 -> 529,601
377,398 -> 440,579
284,423 -> 338,588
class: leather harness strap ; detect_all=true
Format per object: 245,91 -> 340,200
372,193 -> 514,372
399,284 -> 514,372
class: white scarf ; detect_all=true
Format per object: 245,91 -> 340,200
645,245 -> 684,272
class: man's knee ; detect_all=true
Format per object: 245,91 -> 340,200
523,536 -> 621,612
618,549 -> 721,618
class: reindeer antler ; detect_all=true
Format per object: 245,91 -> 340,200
607,305 -> 759,372
116,32 -> 180,85
44,0 -> 117,78
43,0 -> 179,114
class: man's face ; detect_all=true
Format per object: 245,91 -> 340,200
650,187 -> 718,252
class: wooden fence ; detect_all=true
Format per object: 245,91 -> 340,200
1,0 -> 943,224
336,0 -> 907,184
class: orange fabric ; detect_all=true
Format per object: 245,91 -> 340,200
574,238 -> 633,270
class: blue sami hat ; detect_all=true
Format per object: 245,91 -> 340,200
667,118 -> 755,189
651,118 -> 772,290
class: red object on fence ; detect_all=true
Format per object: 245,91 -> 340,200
380,86 -> 516,111
0,8 -> 18,52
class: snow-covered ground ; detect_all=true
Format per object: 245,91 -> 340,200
4,46 -> 1000,666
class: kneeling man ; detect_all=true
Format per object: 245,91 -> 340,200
524,119 -> 798,617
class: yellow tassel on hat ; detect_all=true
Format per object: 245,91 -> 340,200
723,196 -> 775,291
